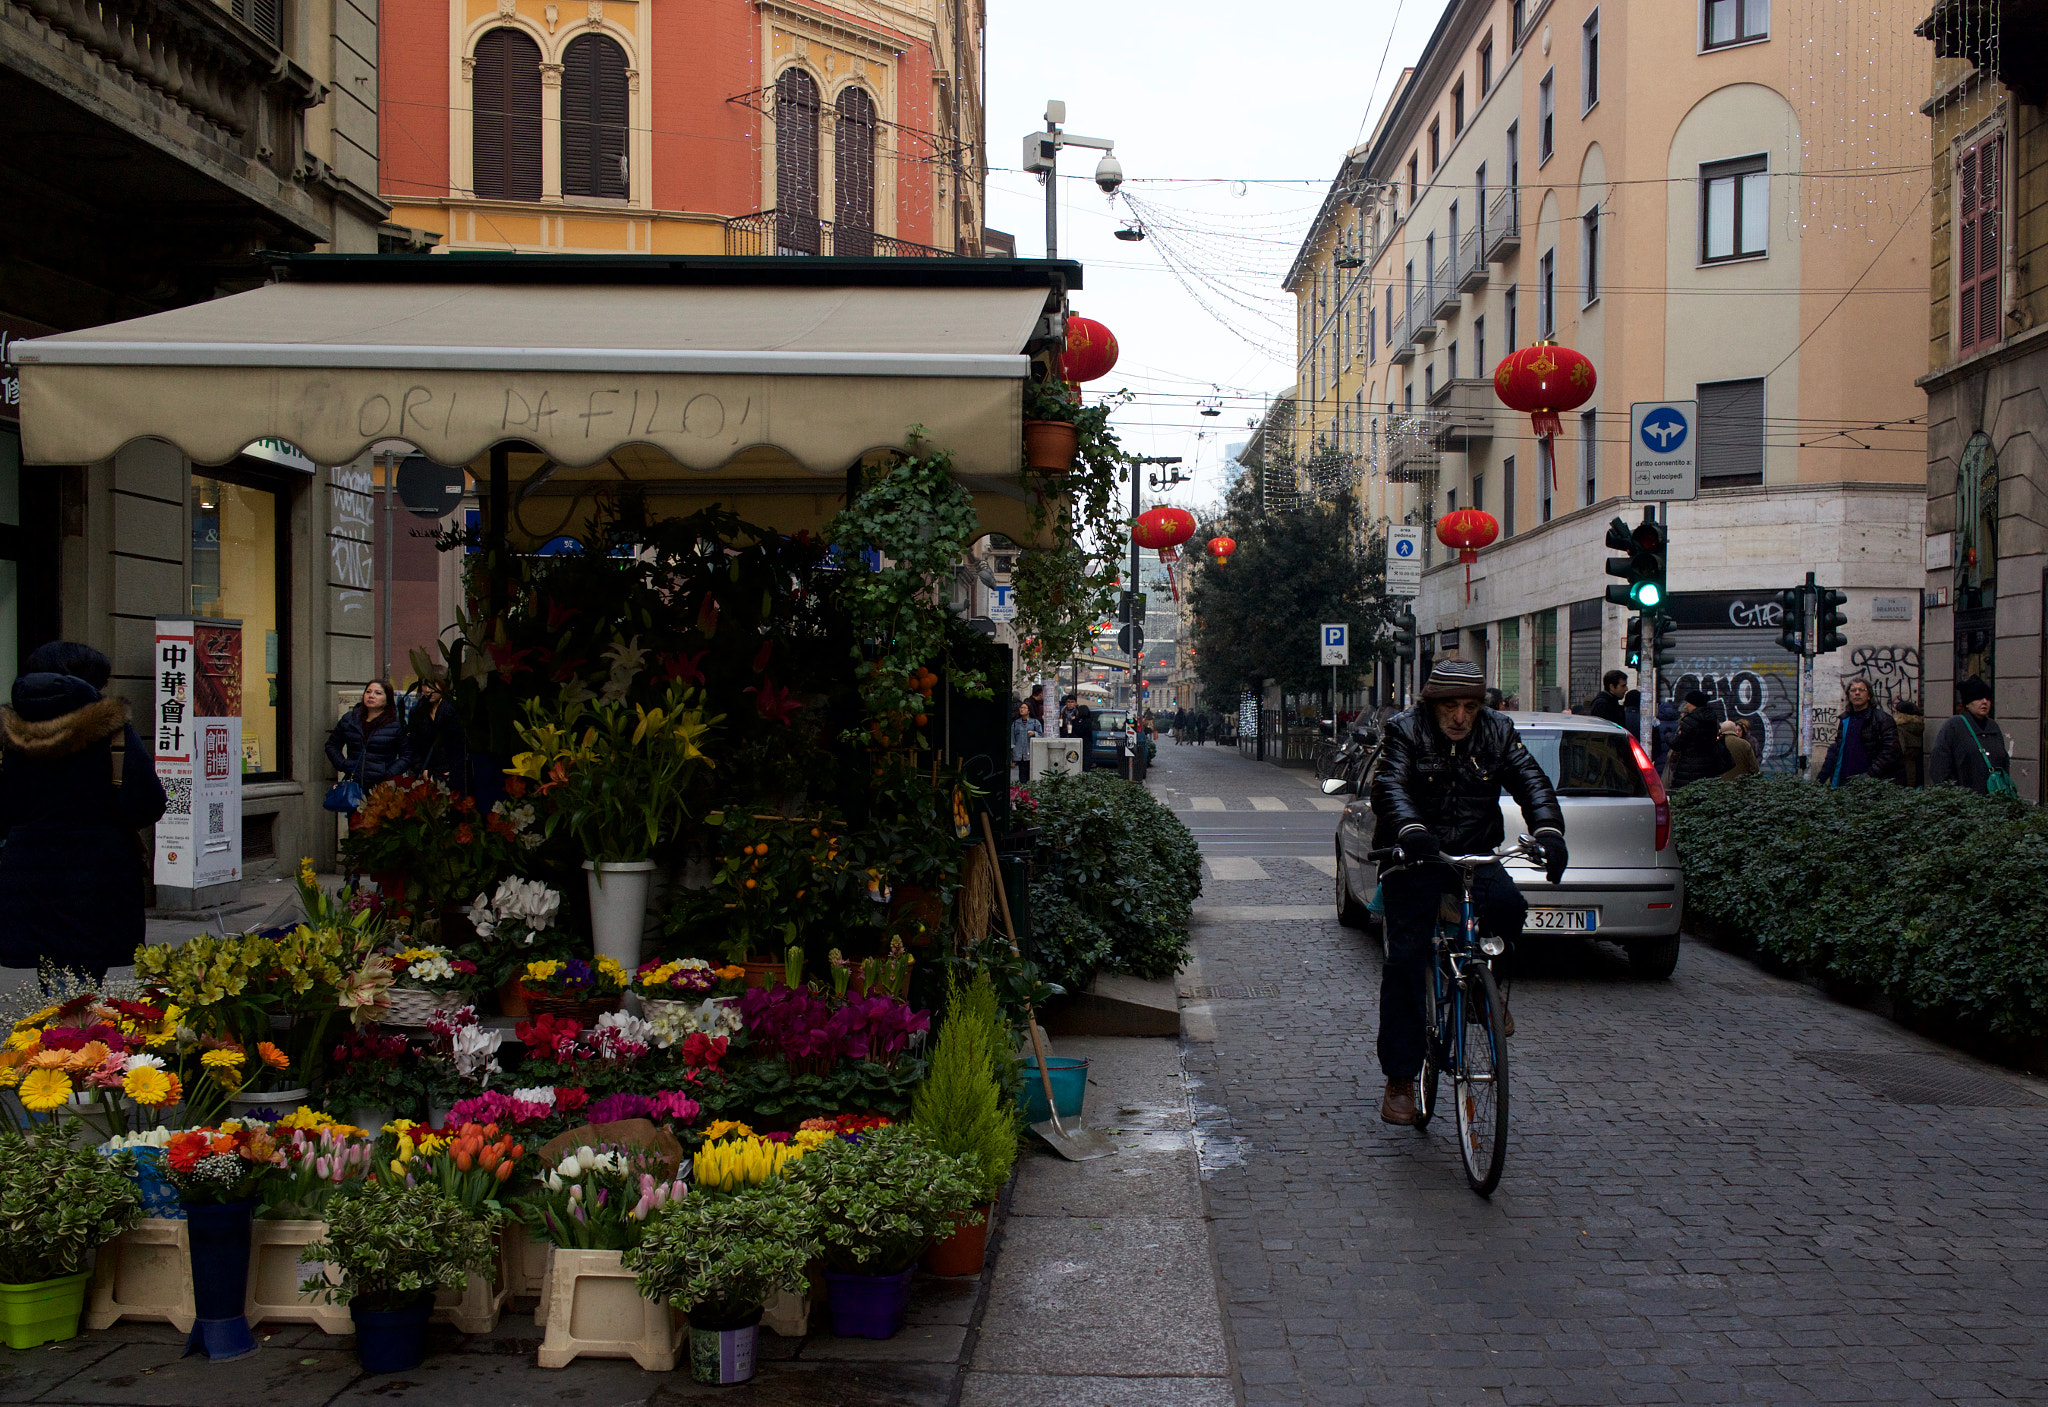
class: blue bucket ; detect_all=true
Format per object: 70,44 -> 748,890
1018,1057 -> 1088,1124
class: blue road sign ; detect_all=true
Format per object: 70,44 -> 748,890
1639,407 -> 1689,454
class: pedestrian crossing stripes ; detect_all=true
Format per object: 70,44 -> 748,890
1201,856 -> 1338,882
1192,797 -> 1226,811
1249,796 -> 1289,811
1173,796 -> 1347,812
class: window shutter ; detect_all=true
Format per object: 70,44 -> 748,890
562,35 -> 629,199
473,29 -> 542,201
775,68 -> 822,253
1958,146 -> 1979,350
1697,378 -> 1765,485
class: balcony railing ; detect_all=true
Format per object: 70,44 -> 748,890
1431,258 -> 1459,320
1484,190 -> 1521,262
1409,293 -> 1439,343
724,209 -> 957,258
1388,303 -> 1416,364
1382,412 -> 1444,483
1458,228 -> 1488,292
1427,378 -> 1497,447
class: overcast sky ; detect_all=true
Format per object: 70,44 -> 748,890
982,0 -> 1446,512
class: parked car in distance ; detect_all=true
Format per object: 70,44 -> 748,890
1085,708 -> 1129,770
1324,711 -> 1684,978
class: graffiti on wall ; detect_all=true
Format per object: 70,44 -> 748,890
1848,645 -> 1921,709
1668,658 -> 1801,774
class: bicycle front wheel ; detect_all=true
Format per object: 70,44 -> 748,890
1413,953 -> 1449,1131
1454,964 -> 1510,1195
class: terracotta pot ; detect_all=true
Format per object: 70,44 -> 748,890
497,979 -> 532,1019
922,1204 -> 992,1277
741,959 -> 784,990
1022,420 -> 1078,472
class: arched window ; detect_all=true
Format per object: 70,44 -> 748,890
834,86 -> 878,255
562,33 -> 629,199
472,28 -> 542,201
775,67 -> 821,253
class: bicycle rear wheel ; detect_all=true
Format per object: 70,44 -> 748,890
1454,964 -> 1510,1195
1413,953 -> 1449,1131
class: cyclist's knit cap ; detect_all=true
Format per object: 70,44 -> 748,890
1421,659 -> 1486,701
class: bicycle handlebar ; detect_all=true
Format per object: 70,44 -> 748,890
1366,836 -> 1541,867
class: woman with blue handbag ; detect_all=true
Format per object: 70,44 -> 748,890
323,680 -> 407,813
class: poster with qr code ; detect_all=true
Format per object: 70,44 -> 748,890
155,616 -> 241,891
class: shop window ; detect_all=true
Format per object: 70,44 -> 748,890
562,33 -> 629,200
472,27 -> 542,201
775,67 -> 823,253
190,471 -> 287,780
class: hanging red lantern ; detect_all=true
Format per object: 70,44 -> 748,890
1493,341 -> 1596,441
1133,506 -> 1197,556
1435,508 -> 1500,603
1061,317 -> 1120,383
1205,535 -> 1236,568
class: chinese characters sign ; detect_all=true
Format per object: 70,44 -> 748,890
154,617 -> 241,891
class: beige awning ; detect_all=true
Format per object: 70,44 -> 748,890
15,280 -> 1046,474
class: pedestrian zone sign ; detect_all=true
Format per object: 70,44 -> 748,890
1386,525 -> 1422,596
1321,624 -> 1349,666
1630,400 -> 1698,502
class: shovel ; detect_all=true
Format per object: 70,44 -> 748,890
981,815 -> 1114,1162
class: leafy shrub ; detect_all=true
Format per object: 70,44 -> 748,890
0,1125 -> 142,1282
778,1123 -> 982,1273
627,1181 -> 815,1323
301,1180 -> 497,1310
911,975 -> 1018,1204
1673,776 -> 2048,1035
1021,770 -> 1203,995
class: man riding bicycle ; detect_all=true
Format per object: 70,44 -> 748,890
1370,659 -> 1567,1126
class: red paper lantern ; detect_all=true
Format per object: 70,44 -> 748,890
1493,341 -> 1596,439
1205,535 -> 1236,568
1133,506 -> 1197,551
1434,508 -> 1500,602
1061,317 -> 1120,383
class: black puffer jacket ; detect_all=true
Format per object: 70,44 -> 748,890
1668,707 -> 1730,790
1370,706 -> 1564,852
324,707 -> 411,790
1817,705 -> 1903,784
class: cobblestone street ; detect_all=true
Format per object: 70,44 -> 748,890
1150,736 -> 2048,1406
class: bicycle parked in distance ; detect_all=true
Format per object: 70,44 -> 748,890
1369,834 -> 1537,1196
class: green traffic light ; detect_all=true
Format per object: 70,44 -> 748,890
1633,581 -> 1663,610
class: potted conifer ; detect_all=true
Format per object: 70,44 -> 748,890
911,974 -> 1018,1276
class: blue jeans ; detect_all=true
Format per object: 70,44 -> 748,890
1377,860 -> 1527,1081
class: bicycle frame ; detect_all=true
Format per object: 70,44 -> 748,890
1423,871 -> 1488,1111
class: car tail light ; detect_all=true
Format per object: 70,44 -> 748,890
1628,734 -> 1671,851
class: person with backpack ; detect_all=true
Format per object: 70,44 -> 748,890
1929,676 -> 2015,797
1668,691 -> 1732,789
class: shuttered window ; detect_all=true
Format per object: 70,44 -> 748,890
775,68 -> 822,254
834,86 -> 878,256
562,34 -> 629,200
1697,377 -> 1765,486
473,28 -> 542,201
1957,131 -> 2004,356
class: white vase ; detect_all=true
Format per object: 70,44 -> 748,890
584,860 -> 658,970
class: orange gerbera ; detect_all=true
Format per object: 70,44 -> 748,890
27,1048 -> 70,1070
256,1041 -> 290,1071
62,1040 -> 110,1074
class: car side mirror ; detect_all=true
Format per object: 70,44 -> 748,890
1321,776 -> 1354,796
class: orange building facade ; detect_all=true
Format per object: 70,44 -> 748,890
380,0 -> 986,256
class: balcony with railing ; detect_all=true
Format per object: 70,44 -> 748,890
1427,378 -> 1497,448
1431,258 -> 1460,320
1387,302 -> 1417,364
724,209 -> 958,258
1409,293 -> 1439,344
1484,189 -> 1521,262
1381,412 -> 1444,483
1458,228 -> 1488,292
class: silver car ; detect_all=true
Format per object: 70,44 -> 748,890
1327,711 -> 1685,978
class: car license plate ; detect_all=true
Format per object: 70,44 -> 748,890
1526,908 -> 1597,932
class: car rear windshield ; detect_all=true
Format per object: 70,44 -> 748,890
1516,728 -> 1646,798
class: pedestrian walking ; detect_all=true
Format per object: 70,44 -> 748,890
1651,699 -> 1681,770
1668,691 -> 1732,789
1817,679 -> 1903,786
1483,688 -> 1505,711
1623,688 -> 1642,739
1010,701 -> 1041,785
1173,705 -> 1187,744
1194,710 -> 1209,745
1893,699 -> 1925,786
1588,670 -> 1629,727
1928,676 -> 2015,797
0,641 -> 168,987
405,676 -> 469,793
324,679 -> 410,808
1719,719 -> 1760,778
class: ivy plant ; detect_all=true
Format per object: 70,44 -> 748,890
300,1180 -> 497,1311
0,1125 -> 142,1283
1012,382 -> 1137,671
626,1181 -> 817,1324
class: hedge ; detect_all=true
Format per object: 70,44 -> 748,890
1017,769 -> 1203,997
1672,776 -> 2048,1037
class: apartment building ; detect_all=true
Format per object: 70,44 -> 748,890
1289,0 -> 1933,773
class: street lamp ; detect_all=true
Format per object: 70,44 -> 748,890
1021,100 -> 1119,261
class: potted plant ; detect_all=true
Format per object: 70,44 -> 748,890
385,1119 -> 529,1333
634,958 -> 746,1045
383,944 -> 481,1026
1022,377 -> 1080,472
461,876 -> 568,1016
627,1181 -> 817,1385
341,777 -> 535,933
164,1123 -> 283,1359
517,957 -> 628,1024
780,1123 -> 982,1338
509,680 -> 719,969
300,1180 -> 498,1374
320,1029 -> 418,1133
911,975 -> 1018,1275
0,1123 -> 143,1348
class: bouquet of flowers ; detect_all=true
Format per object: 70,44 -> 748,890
691,1126 -> 821,1191
520,1142 -> 690,1249
1,993 -> 184,1134
389,945 -> 479,995
342,777 -> 537,919
166,1123 -> 283,1205
387,1120 -> 527,1215
462,877 -> 575,990
260,1118 -> 377,1219
520,957 -> 628,1001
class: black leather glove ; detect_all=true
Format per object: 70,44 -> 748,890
1534,829 -> 1568,884
1397,828 -> 1441,863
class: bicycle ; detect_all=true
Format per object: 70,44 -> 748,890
1368,834 -> 1537,1196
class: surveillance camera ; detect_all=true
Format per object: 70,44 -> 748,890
1093,153 -> 1124,193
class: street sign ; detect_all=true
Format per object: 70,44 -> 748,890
1386,525 -> 1422,596
1320,623 -> 1349,666
1117,623 -> 1145,658
1629,401 -> 1698,501
988,583 -> 1017,621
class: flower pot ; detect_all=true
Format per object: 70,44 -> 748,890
922,1204 -> 992,1277
526,993 -> 621,1024
496,978 -> 532,1019
1023,419 -> 1079,472
352,1296 -> 433,1374
427,1101 -> 456,1128
245,1219 -> 351,1336
183,1200 -> 257,1360
536,1246 -> 681,1370
0,1271 -> 91,1350
740,959 -> 784,990
824,1266 -> 914,1339
86,1218 -> 194,1333
350,1106 -> 394,1137
687,1308 -> 761,1385
368,869 -> 409,902
1018,1056 -> 1088,1124
584,859 -> 658,969
227,1086 -> 309,1120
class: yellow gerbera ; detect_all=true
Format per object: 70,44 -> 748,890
703,1120 -> 754,1141
122,1066 -> 175,1107
5,1029 -> 39,1052
201,1048 -> 246,1070
18,1067 -> 72,1112
13,1005 -> 57,1032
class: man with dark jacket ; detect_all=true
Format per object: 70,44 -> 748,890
1928,676 -> 2010,794
1817,679 -> 1903,785
1368,659 -> 1567,1126
1588,670 -> 1629,727
1668,691 -> 1732,789
1651,699 -> 1680,768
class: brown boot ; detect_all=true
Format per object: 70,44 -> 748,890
1380,1079 -> 1416,1125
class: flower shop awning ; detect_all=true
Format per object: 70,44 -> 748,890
14,254 -> 1081,540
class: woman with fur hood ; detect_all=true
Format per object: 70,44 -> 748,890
0,642 -> 167,983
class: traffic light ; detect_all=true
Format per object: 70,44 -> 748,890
1774,587 -> 1805,655
1816,588 -> 1849,654
1603,517 -> 1638,608
1392,609 -> 1418,663
1602,509 -> 1668,611
1652,613 -> 1678,671
1626,616 -> 1644,671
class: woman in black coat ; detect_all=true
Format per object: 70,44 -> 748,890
1668,691 -> 1731,790
324,680 -> 409,801
0,642 -> 168,984
404,678 -> 469,793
